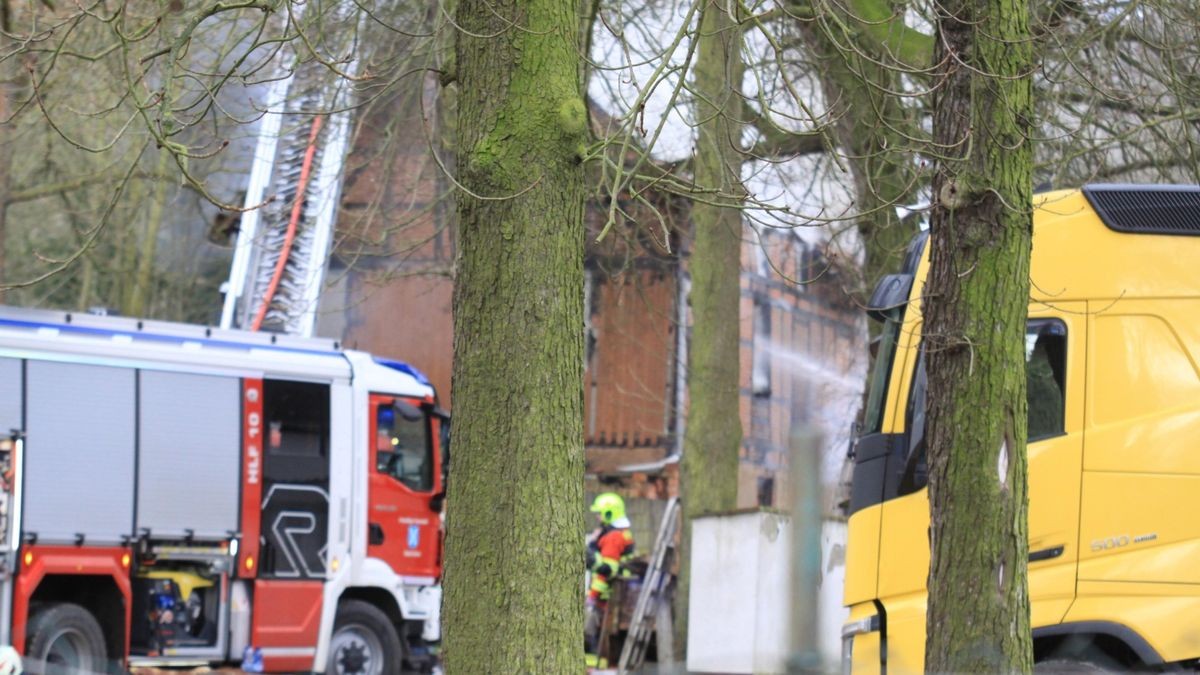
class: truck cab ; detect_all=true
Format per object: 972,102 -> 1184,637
843,185 -> 1200,672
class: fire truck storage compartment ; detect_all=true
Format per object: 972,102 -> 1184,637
20,359 -> 242,546
136,371 -> 240,540
259,379 -> 331,579
131,560 -> 228,653
25,360 -> 136,545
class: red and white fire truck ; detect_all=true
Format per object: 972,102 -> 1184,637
0,305 -> 446,673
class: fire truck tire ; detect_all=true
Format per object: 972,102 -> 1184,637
25,603 -> 107,674
327,600 -> 404,675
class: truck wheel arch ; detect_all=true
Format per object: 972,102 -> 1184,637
1033,622 -> 1162,670
26,575 -> 125,663
339,587 -> 404,628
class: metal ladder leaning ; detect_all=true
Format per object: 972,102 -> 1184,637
618,496 -> 681,674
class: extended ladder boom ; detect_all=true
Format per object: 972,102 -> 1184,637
220,2 -> 361,337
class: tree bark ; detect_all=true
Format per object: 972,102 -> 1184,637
123,149 -> 171,317
922,0 -> 1035,669
786,0 -> 934,294
825,59 -> 920,293
443,0 -> 588,669
675,0 -> 746,656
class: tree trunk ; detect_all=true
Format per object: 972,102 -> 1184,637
831,61 -> 919,296
123,149 -> 171,317
922,0 -> 1035,669
801,23 -> 923,508
675,0 -> 746,656
803,25 -> 921,294
443,0 -> 588,669
792,0 -> 932,295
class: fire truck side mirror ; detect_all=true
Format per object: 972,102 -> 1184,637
439,421 -> 450,474
426,405 -> 451,471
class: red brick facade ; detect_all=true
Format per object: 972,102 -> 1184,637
321,85 -> 863,508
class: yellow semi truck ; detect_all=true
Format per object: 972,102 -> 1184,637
842,185 -> 1200,673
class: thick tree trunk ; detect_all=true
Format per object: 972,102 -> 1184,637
803,29 -> 921,293
675,0 -> 746,655
443,0 -> 588,670
0,132 -> 8,299
923,0 -> 1035,670
839,81 -> 918,296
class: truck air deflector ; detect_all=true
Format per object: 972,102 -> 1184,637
1083,184 -> 1200,236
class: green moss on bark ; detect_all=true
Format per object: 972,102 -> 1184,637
444,0 -> 587,671
675,0 -> 746,657
922,0 -> 1035,670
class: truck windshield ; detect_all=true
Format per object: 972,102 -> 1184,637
862,317 -> 903,434
376,402 -> 434,492
861,231 -> 927,435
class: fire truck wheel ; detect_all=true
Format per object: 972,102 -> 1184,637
328,600 -> 403,675
25,603 -> 107,674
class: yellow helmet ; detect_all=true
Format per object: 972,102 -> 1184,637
590,492 -> 626,526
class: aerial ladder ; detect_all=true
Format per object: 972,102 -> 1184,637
219,2 -> 362,336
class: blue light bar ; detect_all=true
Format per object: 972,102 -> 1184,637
373,357 -> 431,386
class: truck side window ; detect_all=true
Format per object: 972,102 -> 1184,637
264,380 -> 329,458
1026,320 -> 1067,441
900,319 -> 1068,494
376,403 -> 433,492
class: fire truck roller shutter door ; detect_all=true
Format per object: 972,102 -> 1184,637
136,371 -> 241,540
25,361 -> 135,545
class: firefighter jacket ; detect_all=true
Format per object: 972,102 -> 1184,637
587,523 -> 634,601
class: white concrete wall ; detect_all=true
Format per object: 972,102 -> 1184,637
820,520 -> 849,663
686,512 -> 849,674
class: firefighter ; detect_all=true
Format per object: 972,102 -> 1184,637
584,492 -> 635,667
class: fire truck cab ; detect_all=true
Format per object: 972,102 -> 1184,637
0,305 -> 445,673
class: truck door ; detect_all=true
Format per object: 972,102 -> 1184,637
249,379 -> 331,671
1022,310 -> 1084,627
874,308 -> 1084,671
259,379 -> 331,579
1077,301 -> 1200,588
367,394 -> 441,579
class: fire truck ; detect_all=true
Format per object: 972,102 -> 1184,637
0,304 -> 446,673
